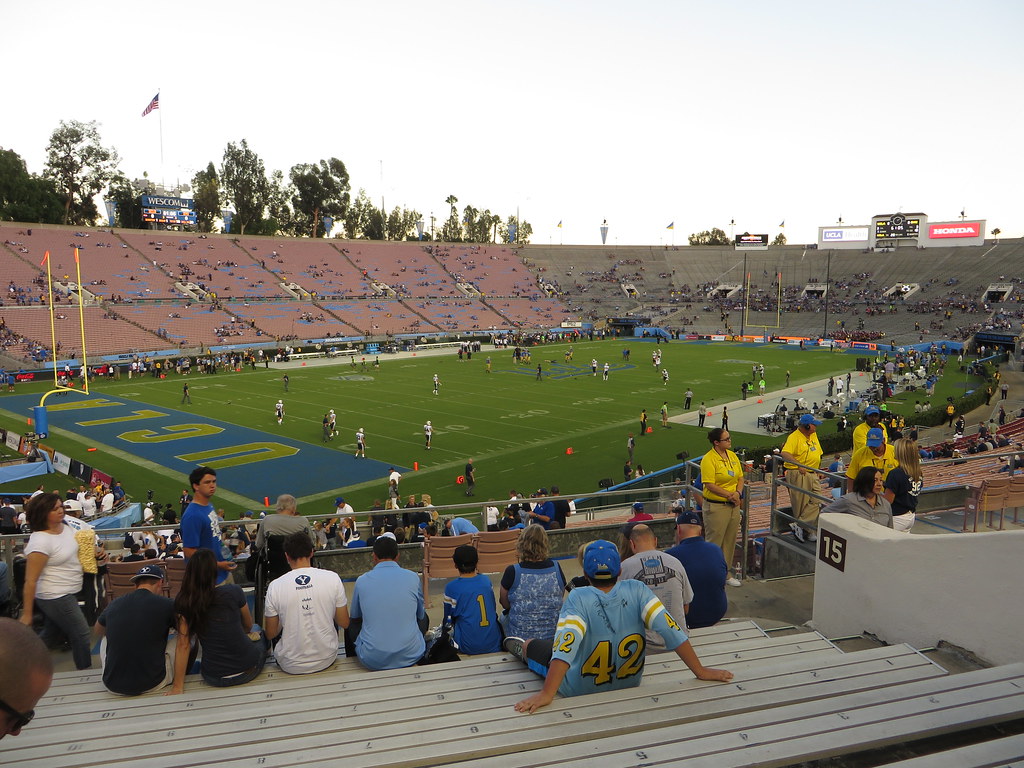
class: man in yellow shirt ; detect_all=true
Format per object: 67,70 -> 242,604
779,414 -> 824,543
852,405 -> 888,454
846,428 -> 899,492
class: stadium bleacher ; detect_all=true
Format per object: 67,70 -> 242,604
4,224 -> 1024,362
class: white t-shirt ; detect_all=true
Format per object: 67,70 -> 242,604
25,526 -> 84,599
81,497 -> 97,518
101,492 -> 115,513
264,566 -> 348,674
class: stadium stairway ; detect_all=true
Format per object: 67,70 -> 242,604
11,619 -> 1023,768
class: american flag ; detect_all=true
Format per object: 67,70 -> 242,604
141,93 -> 159,117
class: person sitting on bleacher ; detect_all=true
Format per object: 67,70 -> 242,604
499,525 -> 565,643
96,564 -> 176,695
664,510 -> 728,629
621,524 -> 693,642
264,532 -> 349,675
169,550 -> 269,693
505,540 -> 732,714
442,545 -> 502,655
347,535 -> 427,671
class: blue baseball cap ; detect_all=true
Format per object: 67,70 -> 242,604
799,413 -> 822,427
866,428 -> 885,447
632,501 -> 644,512
865,405 -> 881,416
675,510 -> 702,526
131,564 -> 165,583
583,540 -> 621,582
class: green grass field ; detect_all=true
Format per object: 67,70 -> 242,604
0,340 -> 982,519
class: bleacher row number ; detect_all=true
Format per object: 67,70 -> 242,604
817,529 -> 847,572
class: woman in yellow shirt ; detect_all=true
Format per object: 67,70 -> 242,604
699,428 -> 743,586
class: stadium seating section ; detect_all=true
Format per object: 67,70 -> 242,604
3,221 -> 1023,361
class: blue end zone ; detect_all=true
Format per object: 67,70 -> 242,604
2,393 -> 400,501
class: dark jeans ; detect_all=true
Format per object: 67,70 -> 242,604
201,632 -> 270,687
520,638 -> 555,680
36,593 -> 93,669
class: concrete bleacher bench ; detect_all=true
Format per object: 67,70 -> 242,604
16,619 -> 1013,768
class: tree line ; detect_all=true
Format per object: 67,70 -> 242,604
0,120 -> 533,244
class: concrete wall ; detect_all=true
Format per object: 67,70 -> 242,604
811,513 -> 1024,666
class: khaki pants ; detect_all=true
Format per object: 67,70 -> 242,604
786,469 -> 821,525
704,500 -> 741,567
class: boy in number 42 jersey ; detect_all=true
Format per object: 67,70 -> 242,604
505,540 -> 733,713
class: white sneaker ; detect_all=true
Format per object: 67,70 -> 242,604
726,576 -> 742,587
806,531 -> 818,542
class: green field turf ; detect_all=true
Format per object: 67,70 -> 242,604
0,340 -> 982,519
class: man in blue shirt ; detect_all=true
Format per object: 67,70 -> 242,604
442,545 -> 502,654
446,517 -> 479,536
527,490 -> 555,529
180,466 -> 235,585
348,537 -> 427,670
664,510 -> 728,629
505,540 -> 732,713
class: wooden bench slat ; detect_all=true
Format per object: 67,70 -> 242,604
40,621 -> 770,706
32,630 -> 829,733
872,732 -> 1024,768
429,663 -> 1024,768
7,645 -> 940,768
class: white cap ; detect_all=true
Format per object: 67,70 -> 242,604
426,420 -> 431,425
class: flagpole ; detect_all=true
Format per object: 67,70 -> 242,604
158,89 -> 164,189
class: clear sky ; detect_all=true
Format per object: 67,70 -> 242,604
4,0 -> 1022,245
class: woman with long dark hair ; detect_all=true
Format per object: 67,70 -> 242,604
823,467 -> 893,528
168,549 -> 268,693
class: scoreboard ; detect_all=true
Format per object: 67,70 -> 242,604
141,195 -> 197,228
874,214 -> 921,239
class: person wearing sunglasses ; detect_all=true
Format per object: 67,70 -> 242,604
699,428 -> 744,587
0,617 -> 53,739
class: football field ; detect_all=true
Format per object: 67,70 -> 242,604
0,340 -> 865,516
